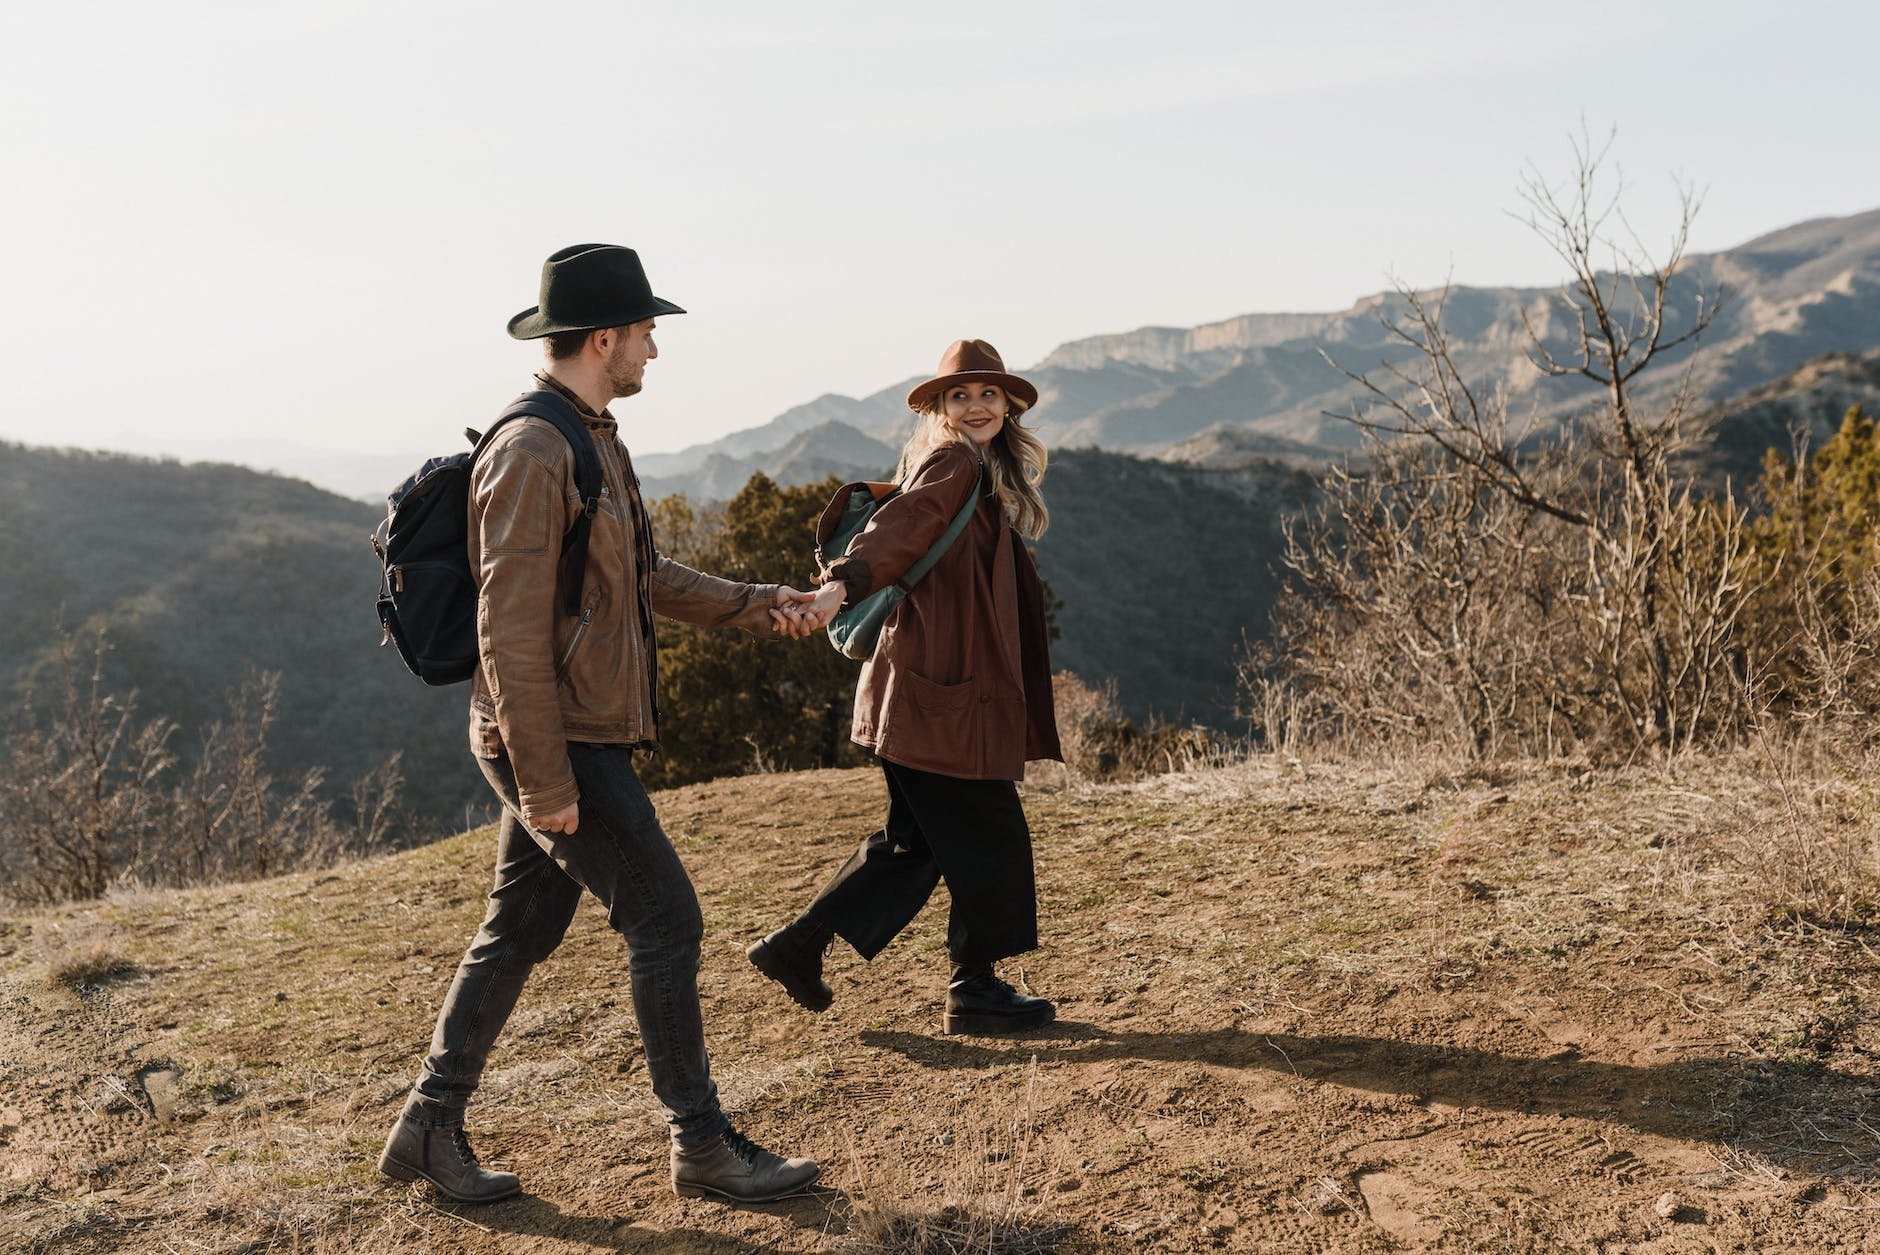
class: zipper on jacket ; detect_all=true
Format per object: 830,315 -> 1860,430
556,607 -> 593,674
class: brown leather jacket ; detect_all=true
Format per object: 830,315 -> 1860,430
469,376 -> 779,820
819,441 -> 1061,780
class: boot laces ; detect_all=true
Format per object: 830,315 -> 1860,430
449,1126 -> 481,1170
722,1128 -> 768,1167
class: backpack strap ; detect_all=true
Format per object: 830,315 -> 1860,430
894,462 -> 983,593
470,390 -> 607,617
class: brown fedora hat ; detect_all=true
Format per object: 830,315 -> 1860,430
905,339 -> 1039,413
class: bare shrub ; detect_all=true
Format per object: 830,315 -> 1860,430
0,629 -> 406,905
0,631 -> 173,902
1253,437 -> 1588,757
1052,670 -> 1238,781
1051,671 -> 1125,778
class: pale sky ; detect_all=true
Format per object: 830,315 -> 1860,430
1,0 -> 1876,476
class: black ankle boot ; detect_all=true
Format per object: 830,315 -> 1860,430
944,967 -> 1054,1036
747,918 -> 834,1012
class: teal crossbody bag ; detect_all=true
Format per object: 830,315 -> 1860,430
814,464 -> 983,660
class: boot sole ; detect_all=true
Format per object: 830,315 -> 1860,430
943,1005 -> 1056,1036
673,1164 -> 823,1203
746,940 -> 833,1013
379,1154 -> 522,1204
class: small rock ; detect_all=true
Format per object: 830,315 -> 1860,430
143,1070 -> 182,1126
1655,1191 -> 1684,1220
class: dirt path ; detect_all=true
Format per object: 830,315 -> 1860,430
2,758 -> 1877,1251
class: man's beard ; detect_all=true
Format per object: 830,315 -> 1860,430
605,342 -> 644,399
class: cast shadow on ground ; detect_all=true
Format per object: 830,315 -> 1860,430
859,1023 -> 1880,1178
439,1184 -> 848,1250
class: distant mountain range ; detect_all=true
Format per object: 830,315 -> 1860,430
636,207 -> 1880,501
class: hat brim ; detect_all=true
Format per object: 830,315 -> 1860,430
507,296 -> 687,340
906,369 -> 1039,413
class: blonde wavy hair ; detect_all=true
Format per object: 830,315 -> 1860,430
895,386 -> 1050,537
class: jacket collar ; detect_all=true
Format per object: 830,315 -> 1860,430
534,371 -> 617,432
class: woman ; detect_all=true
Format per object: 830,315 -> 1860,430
748,338 -> 1063,1035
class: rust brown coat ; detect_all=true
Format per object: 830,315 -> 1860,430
819,441 -> 1062,780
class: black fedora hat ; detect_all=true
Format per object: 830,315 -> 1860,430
507,244 -> 686,340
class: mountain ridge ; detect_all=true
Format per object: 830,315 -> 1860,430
639,206 -> 1880,500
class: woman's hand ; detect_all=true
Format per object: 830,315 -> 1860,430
800,580 -> 846,630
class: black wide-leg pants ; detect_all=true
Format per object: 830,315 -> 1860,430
799,759 -> 1038,967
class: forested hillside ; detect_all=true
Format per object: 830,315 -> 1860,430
0,443 -> 482,831
0,442 -> 1316,841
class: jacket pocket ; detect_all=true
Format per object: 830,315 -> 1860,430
555,587 -> 605,677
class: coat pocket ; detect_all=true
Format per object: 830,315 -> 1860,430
904,669 -> 975,712
879,669 -> 982,772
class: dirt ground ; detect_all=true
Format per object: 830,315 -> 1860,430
2,756 -> 1878,1252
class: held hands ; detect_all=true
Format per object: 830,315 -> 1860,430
770,586 -> 821,639
769,583 -> 844,639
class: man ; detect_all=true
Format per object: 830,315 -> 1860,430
379,243 -> 824,1205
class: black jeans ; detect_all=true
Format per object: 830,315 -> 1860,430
799,759 -> 1038,967
407,744 -> 728,1149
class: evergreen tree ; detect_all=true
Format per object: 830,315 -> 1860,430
1748,404 -> 1880,626
642,474 -> 866,788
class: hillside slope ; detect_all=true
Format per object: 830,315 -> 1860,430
1,759 -> 1875,1252
1685,348 -> 1880,490
0,443 -> 483,831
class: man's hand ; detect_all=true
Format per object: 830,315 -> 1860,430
770,585 -> 821,639
532,802 -> 580,835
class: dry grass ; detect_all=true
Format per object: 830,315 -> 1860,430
832,1060 -> 1074,1255
3,758 -> 1879,1251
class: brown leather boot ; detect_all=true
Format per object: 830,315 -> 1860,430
378,1106 -> 521,1204
670,1128 -> 820,1202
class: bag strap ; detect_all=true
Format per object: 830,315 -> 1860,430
894,462 -> 983,593
470,390 -> 606,617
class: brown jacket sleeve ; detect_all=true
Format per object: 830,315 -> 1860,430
652,557 -> 781,635
471,441 -> 578,819
821,443 -> 979,606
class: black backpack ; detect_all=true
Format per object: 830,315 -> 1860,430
373,389 -> 603,685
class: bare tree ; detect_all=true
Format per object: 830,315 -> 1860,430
1298,131 -> 1750,755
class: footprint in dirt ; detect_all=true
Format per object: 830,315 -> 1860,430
1354,1168 -> 1444,1245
